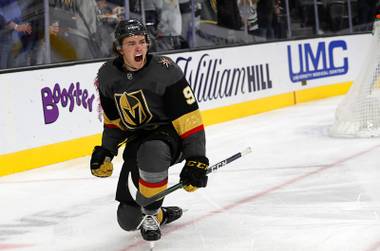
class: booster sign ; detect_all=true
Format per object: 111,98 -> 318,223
287,40 -> 348,82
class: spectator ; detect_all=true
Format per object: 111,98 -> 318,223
256,0 -> 276,40
143,0 -> 160,29
155,0 -> 183,52
326,0 -> 346,32
273,0 -> 287,39
49,0 -> 102,63
239,0 -> 278,40
238,0 -> 259,35
178,0 -> 202,48
0,14 -> 5,67
142,0 -> 161,51
178,0 -> 190,48
96,0 -> 113,16
0,12 -> 4,27
96,0 -> 122,57
0,0 -> 32,69
357,0 -> 377,27
217,0 -> 243,30
17,0 -> 46,67
0,13 -> 5,43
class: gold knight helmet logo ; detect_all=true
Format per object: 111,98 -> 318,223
114,90 -> 152,129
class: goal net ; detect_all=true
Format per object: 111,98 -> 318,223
329,19 -> 380,138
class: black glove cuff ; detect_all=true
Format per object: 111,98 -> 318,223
186,156 -> 209,165
181,156 -> 209,188
93,146 -> 113,156
90,146 -> 114,170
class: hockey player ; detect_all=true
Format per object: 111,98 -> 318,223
90,19 -> 209,241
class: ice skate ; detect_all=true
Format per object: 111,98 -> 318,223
137,214 -> 161,241
161,206 -> 183,225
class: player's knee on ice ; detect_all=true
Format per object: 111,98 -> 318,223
117,203 -> 142,231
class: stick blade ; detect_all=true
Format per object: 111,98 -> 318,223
242,147 -> 253,156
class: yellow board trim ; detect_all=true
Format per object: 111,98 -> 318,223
0,82 -> 352,176
202,92 -> 295,126
294,81 -> 352,103
0,134 -> 101,176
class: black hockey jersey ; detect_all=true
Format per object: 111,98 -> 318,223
96,54 -> 206,159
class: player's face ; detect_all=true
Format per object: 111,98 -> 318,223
119,35 -> 148,71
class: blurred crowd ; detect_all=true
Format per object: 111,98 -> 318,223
0,0 -> 379,70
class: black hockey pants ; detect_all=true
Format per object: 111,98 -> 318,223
116,125 -> 182,231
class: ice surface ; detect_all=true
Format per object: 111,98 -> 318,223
1,96 -> 379,251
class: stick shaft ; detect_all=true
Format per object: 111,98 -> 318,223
137,147 -> 252,207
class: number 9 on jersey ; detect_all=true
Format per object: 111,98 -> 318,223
183,86 -> 195,105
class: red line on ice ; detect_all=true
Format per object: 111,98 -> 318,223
120,144 -> 380,251
363,240 -> 380,251
0,244 -> 34,250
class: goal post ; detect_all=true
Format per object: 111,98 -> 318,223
329,18 -> 380,138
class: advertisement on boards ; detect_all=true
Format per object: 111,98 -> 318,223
0,33 -> 371,155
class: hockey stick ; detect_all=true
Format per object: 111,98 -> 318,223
128,147 -> 252,207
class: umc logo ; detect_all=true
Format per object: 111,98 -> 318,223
287,40 -> 348,83
114,90 -> 152,129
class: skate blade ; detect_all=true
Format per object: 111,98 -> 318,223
149,241 -> 155,251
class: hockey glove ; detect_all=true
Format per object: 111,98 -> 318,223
180,156 -> 209,192
90,146 -> 114,178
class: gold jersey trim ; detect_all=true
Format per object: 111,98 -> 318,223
172,110 -> 203,137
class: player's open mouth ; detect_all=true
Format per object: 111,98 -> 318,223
135,54 -> 143,62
